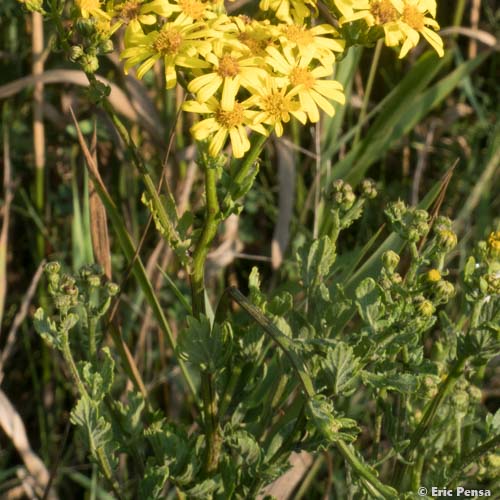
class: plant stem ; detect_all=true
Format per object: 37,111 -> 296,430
353,39 -> 383,147
190,162 -> 220,315
446,433 -> 500,487
393,355 -> 468,487
335,440 -> 397,499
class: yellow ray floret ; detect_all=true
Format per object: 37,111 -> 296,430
120,16 -> 212,88
183,98 -> 268,158
265,46 -> 345,123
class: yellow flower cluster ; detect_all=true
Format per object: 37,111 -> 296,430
334,0 -> 443,58
73,0 -> 444,158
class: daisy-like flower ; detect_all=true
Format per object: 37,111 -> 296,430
107,0 -> 167,45
120,16 -> 211,88
259,0 -> 316,24
182,97 -> 268,158
278,23 -> 345,65
265,46 -> 345,122
233,16 -> 277,57
392,0 -> 443,58
76,0 -> 110,20
339,0 -> 443,58
188,48 -> 268,110
246,77 -> 306,136
165,0 -> 218,21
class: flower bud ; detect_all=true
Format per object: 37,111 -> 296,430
87,274 -> 101,288
382,250 -> 400,272
422,375 -> 439,398
427,269 -> 441,283
436,228 -> 457,251
467,385 -> 482,404
329,179 -> 356,211
385,200 -> 406,223
435,280 -> 455,301
81,54 -> 100,73
69,45 -> 84,62
487,231 -> 500,260
45,261 -> 61,276
452,390 -> 469,413
418,299 -> 435,317
360,178 -> 377,199
106,282 -> 120,297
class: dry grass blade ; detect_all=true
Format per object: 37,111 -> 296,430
258,451 -> 313,499
89,122 -> 112,279
272,139 -> 295,269
0,389 -> 58,500
0,260 -> 45,385
0,70 -> 164,144
0,113 -> 14,334
32,12 -> 45,171
69,107 -> 148,399
439,27 -> 498,48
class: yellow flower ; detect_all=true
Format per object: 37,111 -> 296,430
233,16 -> 277,57
246,77 -> 306,136
393,0 -> 444,58
339,0 -> 443,58
488,231 -> 500,259
278,23 -> 345,64
265,46 -> 345,122
107,0 -> 162,44
76,0 -> 110,20
427,269 -> 441,282
182,98 -> 268,158
188,48 -> 268,110
120,16 -> 211,88
259,0 -> 316,23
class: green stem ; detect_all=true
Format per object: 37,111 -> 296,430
353,39 -> 383,147
394,355 -> 468,487
88,316 -> 97,361
218,363 -> 243,418
446,434 -> 500,487
336,440 -> 397,499
191,162 -> 220,316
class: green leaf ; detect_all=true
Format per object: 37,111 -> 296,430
139,459 -> 169,500
361,371 -> 418,394
306,395 -> 359,443
323,342 -> 361,396
299,236 -> 336,288
227,429 -> 262,468
70,396 -> 118,472
355,278 -> 384,330
81,348 -> 115,402
176,316 -> 232,373
183,477 -> 221,499
33,307 -> 63,350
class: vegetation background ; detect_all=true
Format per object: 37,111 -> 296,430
0,0 -> 499,497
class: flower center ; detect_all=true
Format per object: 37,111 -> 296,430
290,67 -> 315,89
262,93 -> 289,119
370,0 -> 398,24
283,25 -> 314,46
178,0 -> 206,20
215,103 -> 244,128
119,0 -> 141,21
217,55 -> 240,77
153,27 -> 183,55
403,5 -> 425,30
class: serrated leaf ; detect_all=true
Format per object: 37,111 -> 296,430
139,459 -> 169,500
227,429 -> 262,468
361,371 -> 418,394
355,278 -> 383,330
299,236 -> 336,288
33,307 -> 63,350
81,348 -> 114,402
323,342 -> 361,396
306,395 -> 357,443
176,316 -> 231,372
70,396 -> 118,470
183,477 -> 221,499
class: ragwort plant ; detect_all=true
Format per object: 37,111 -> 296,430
19,0 -> 499,497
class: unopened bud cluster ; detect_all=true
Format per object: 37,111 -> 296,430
385,200 -> 429,242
